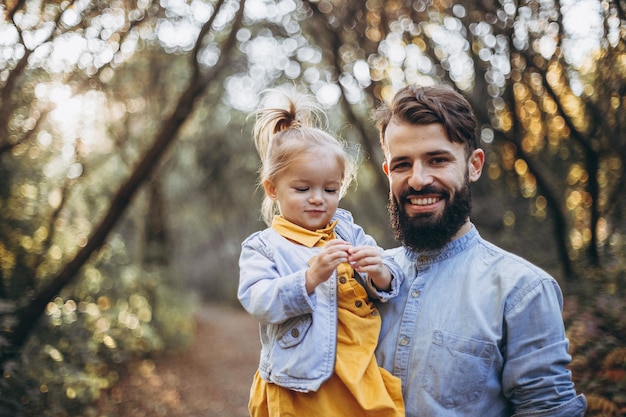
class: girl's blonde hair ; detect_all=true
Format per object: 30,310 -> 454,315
252,88 -> 358,225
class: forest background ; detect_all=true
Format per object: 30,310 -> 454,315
0,0 -> 624,416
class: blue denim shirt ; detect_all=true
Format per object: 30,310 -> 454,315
238,208 -> 402,392
375,226 -> 586,417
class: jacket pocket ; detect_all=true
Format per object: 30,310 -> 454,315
421,330 -> 496,409
276,314 -> 312,348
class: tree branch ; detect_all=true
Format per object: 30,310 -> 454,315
1,0 -> 247,367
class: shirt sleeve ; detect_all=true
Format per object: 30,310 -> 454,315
238,234 -> 315,324
503,278 -> 587,417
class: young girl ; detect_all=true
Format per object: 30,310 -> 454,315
238,89 -> 404,417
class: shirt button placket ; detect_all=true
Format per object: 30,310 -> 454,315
394,265 -> 423,380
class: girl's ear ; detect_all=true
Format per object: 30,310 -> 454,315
263,180 -> 277,200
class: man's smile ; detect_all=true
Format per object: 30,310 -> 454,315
408,197 -> 440,206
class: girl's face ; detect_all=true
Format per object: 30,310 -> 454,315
264,150 -> 344,231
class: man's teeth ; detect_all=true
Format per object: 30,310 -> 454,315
409,197 -> 438,205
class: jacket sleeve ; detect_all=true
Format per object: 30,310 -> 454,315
503,278 -> 587,417
364,256 -> 403,302
238,233 -> 315,325
335,209 -> 404,302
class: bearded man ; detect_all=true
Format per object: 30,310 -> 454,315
373,85 -> 586,417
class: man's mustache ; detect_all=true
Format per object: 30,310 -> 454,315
401,185 -> 449,200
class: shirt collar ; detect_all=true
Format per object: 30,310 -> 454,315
271,216 -> 338,248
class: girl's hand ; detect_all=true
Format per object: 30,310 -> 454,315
306,239 -> 351,294
348,245 -> 392,291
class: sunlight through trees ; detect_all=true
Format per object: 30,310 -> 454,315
1,0 -> 624,415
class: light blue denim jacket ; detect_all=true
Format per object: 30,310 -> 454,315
238,208 -> 402,392
375,225 -> 586,417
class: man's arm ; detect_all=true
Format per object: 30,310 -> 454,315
503,278 -> 587,417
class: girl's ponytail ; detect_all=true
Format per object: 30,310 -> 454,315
252,89 -> 322,162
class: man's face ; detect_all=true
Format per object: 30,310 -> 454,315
382,120 -> 484,251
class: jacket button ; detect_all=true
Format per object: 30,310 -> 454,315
291,329 -> 299,338
355,300 -> 363,308
339,277 -> 347,284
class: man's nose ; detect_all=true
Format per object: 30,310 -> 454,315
408,165 -> 434,190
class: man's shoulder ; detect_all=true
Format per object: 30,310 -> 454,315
473,235 -> 555,281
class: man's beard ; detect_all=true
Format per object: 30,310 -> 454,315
389,180 -> 472,252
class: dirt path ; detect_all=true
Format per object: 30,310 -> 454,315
98,304 -> 260,417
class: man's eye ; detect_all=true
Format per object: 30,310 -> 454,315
431,157 -> 449,165
391,162 -> 410,171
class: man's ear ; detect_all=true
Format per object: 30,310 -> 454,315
468,149 -> 485,182
382,161 -> 390,176
263,180 -> 277,200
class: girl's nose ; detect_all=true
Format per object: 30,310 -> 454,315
308,189 -> 324,203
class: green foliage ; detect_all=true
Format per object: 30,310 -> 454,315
0,243 -> 196,417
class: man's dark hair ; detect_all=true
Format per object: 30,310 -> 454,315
373,85 -> 478,155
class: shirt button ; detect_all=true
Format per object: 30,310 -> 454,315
399,336 -> 409,346
411,290 -> 420,298
355,300 -> 363,308
291,328 -> 300,338
339,277 -> 347,284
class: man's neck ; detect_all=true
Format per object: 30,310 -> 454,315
450,219 -> 472,242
